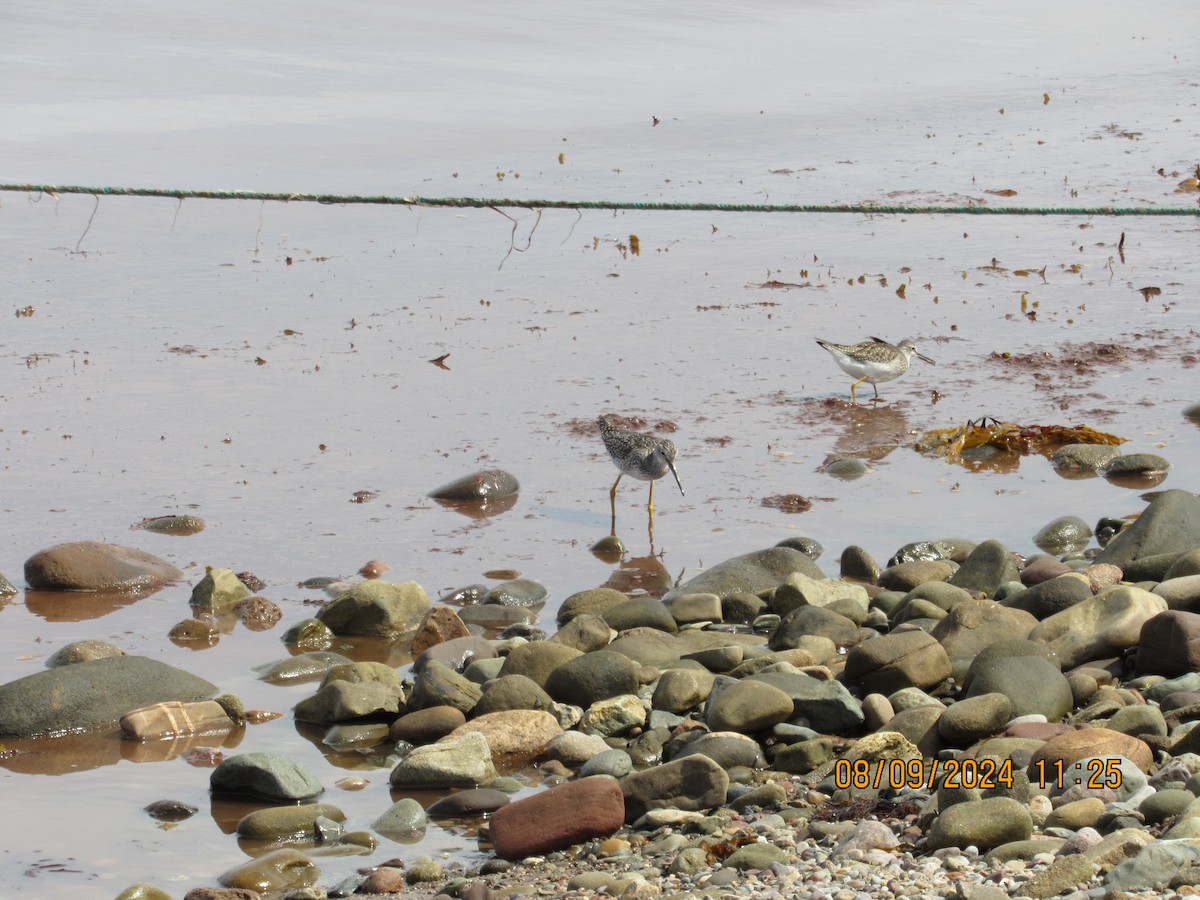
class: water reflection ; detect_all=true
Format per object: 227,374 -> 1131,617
599,546 -> 675,598
24,588 -> 155,622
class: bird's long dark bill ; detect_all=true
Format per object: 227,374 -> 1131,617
667,459 -> 684,496
915,351 -> 936,365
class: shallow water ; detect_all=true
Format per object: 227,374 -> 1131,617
2,1 -> 1199,896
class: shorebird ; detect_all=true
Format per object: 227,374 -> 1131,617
597,416 -> 683,526
815,336 -> 935,404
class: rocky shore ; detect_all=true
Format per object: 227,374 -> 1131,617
6,487 -> 1200,900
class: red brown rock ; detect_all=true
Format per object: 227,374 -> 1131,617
489,777 -> 625,861
410,605 -> 472,658
1028,726 -> 1154,775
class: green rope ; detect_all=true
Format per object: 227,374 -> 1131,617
2,182 -> 1198,216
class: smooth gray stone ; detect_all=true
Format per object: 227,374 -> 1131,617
0,656 -> 216,738
663,547 -> 823,601
211,752 -> 324,801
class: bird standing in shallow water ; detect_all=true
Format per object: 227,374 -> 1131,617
815,336 -> 936,404
597,416 -> 683,531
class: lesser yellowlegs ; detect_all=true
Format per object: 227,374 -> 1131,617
597,416 -> 683,525
815,336 -> 936,404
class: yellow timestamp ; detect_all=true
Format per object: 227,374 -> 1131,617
833,757 -> 1014,791
1029,758 -> 1124,791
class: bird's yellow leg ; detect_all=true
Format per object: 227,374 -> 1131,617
851,376 -> 868,405
609,474 -> 622,534
647,479 -> 656,519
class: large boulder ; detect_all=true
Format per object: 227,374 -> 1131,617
315,580 -> 430,636
0,656 -> 216,737
1094,490 -> 1200,572
24,541 -> 182,592
663,547 -> 823,601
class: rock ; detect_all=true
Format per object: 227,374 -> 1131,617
725,842 -> 791,870
1137,610 -> 1200,676
888,540 -> 960,566
168,617 -> 219,643
841,731 -> 920,770
706,679 -> 794,733
320,660 -> 402,689
832,820 -> 900,857
1015,854 -> 1095,899
316,580 -> 430,637
373,798 -> 427,834
1002,573 -> 1093,620
1102,452 -> 1171,480
409,606 -> 472,657
490,777 -> 626,860
407,659 -> 483,714
885,705 -> 945,758
413,635 -> 497,673
843,630 -> 951,695
878,559 -> 957,592
1032,516 -> 1093,554
622,754 -> 729,822
389,706 -> 466,744
458,604 -> 535,630
474,674 -> 555,715
236,802 -> 346,839
190,567 -> 252,610
1165,549 -> 1200,580
549,613 -> 614,652
965,655 -> 1072,721
293,680 -> 403,724
359,867 -> 406,893
210,752 -> 324,801
23,541 -> 182,592
1030,729 -> 1153,780
839,545 -> 882,582
931,598 -> 1038,673
426,788 -> 511,818
937,693 -> 1014,746
0,656 -> 217,738
541,730 -> 610,768
256,651 -> 352,684
1094,489 -> 1200,572
500,641 -> 583,688
662,592 -> 723,625
557,588 -> 630,625
1020,555 -> 1073,585
1141,788 -> 1195,824
773,736 -> 835,774
46,639 -> 127,666
322,723 -> 389,751
748,671 -> 865,734
579,694 -> 646,738
579,748 -> 634,778
927,796 -> 1033,850
114,884 -> 173,900
544,649 -> 640,708
674,731 -> 765,769
662,547 -> 823,601
280,618 -> 334,649
1051,443 -> 1121,472
234,596 -> 281,630
121,700 -> 234,741
652,668 -> 715,714
771,572 -> 870,617
769,605 -> 860,650
428,468 -> 520,502
218,848 -> 319,893
1029,585 -> 1167,669
682,645 -> 744,673
603,596 -> 678,632
947,540 -> 1020,596
485,578 -> 547,607
606,630 -> 685,667
389,731 -> 498,788
445,709 -> 562,768
1105,840 -> 1200,892
1153,574 -> 1200,612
